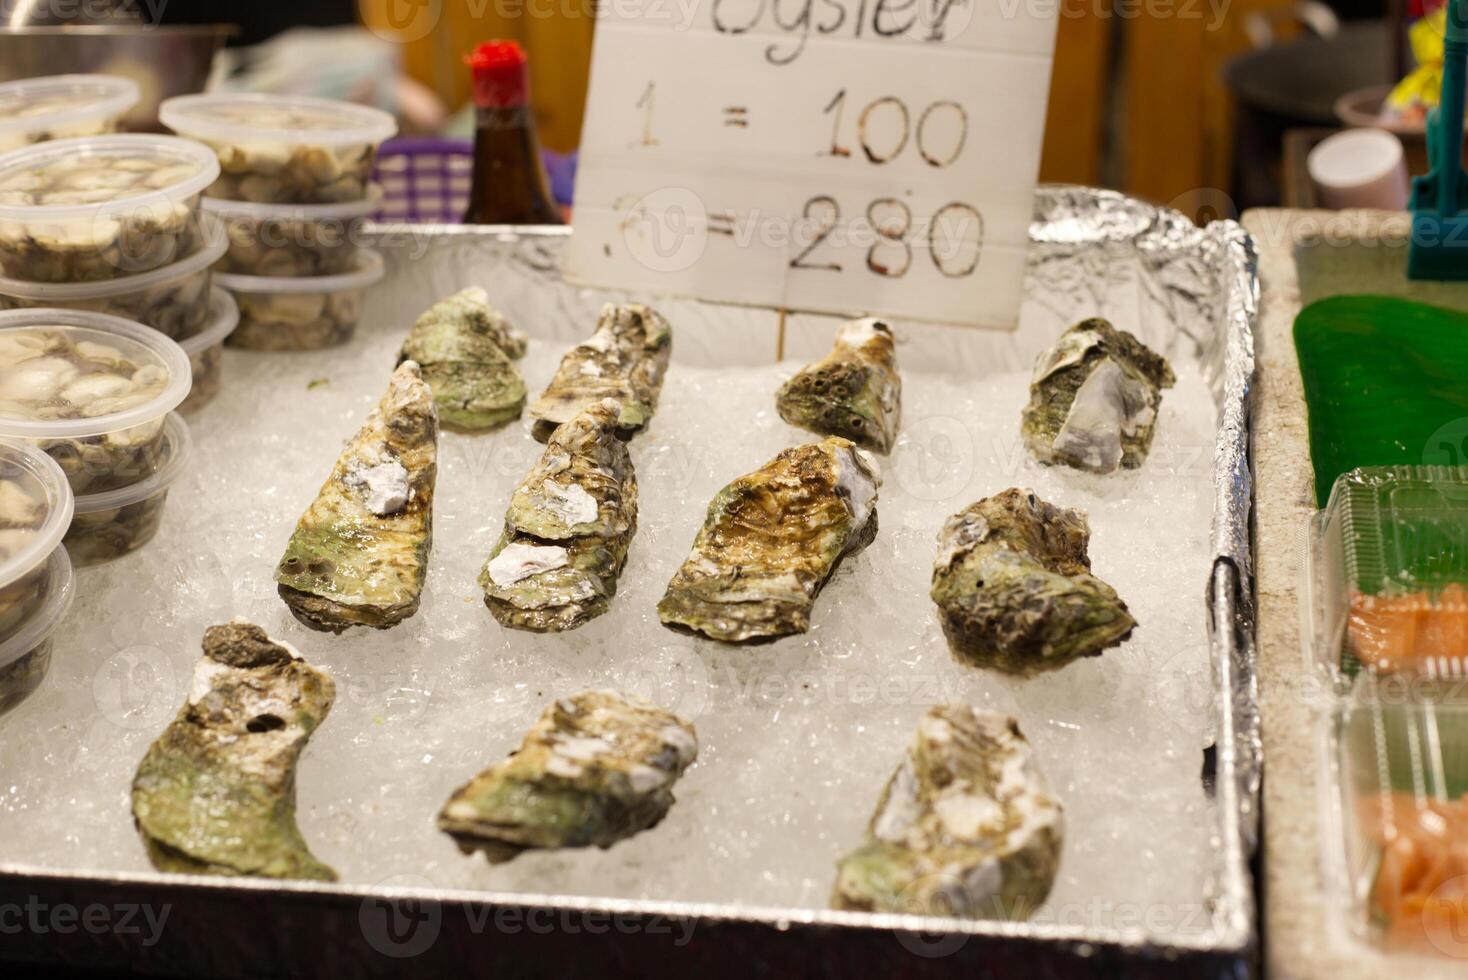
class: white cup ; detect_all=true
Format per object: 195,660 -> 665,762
1307,128 -> 1410,210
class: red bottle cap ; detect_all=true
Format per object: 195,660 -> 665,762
466,40 -> 529,108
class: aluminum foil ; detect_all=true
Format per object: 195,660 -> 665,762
0,186 -> 1258,978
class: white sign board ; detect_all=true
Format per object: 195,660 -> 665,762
566,0 -> 1059,329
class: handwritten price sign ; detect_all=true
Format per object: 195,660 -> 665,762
566,0 -> 1059,329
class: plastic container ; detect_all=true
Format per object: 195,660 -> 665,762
0,134 -> 219,283
1303,466 -> 1468,686
0,212 -> 226,339
0,308 -> 192,495
65,411 -> 188,565
1321,696 -> 1468,959
160,93 -> 397,205
216,248 -> 384,351
178,288 -> 238,412
0,438 -> 71,644
204,185 -> 382,277
0,75 -> 141,153
0,544 -> 73,716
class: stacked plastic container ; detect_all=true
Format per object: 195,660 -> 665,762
0,437 -> 73,717
0,75 -> 139,153
0,310 -> 193,567
0,128 -> 238,411
1304,466 -> 1468,959
160,94 -> 396,351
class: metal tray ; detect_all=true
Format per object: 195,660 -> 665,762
0,186 -> 1258,978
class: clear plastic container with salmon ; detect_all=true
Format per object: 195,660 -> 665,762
1303,466 -> 1468,688
1322,695 -> 1468,959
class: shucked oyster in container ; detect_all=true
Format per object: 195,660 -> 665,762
0,309 -> 192,496
658,437 -> 880,643
0,438 -> 71,642
832,705 -> 1063,919
276,361 -> 438,632
1022,318 -> 1175,474
480,399 -> 637,632
0,135 -> 219,284
399,286 -> 528,431
930,488 -> 1135,675
218,249 -> 385,351
438,690 -> 698,862
0,75 -> 140,153
0,545 -> 72,717
528,302 -> 672,442
0,212 -> 226,339
177,289 -> 238,413
131,619 -> 337,881
205,187 -> 381,277
160,93 -> 397,205
776,317 -> 902,454
64,413 -> 189,565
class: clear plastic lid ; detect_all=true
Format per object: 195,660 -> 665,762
0,212 -> 226,301
201,182 -> 384,221
0,75 -> 140,139
0,436 -> 72,592
1304,465 -> 1468,683
160,93 -> 398,148
72,411 -> 189,515
0,309 -> 192,437
213,247 -> 385,294
0,543 -> 72,670
0,134 -> 219,222
179,288 -> 239,357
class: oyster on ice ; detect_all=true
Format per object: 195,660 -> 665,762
131,620 -> 337,881
399,287 -> 527,431
1021,318 -> 1175,474
832,705 -> 1063,919
276,361 -> 437,632
438,690 -> 698,862
776,317 -> 901,453
480,398 -> 637,631
528,302 -> 671,442
930,488 -> 1135,674
658,437 -> 880,643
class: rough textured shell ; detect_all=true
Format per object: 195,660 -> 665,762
776,318 -> 902,454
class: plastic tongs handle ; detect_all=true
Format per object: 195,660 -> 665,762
1435,0 -> 1468,216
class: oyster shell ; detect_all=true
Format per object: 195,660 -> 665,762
930,488 -> 1135,674
528,303 -> 671,442
658,437 -> 880,643
1021,318 -> 1175,474
399,287 -> 528,431
131,620 -> 337,881
276,361 -> 437,632
479,398 -> 637,632
832,705 -> 1063,919
438,690 -> 698,862
776,317 -> 901,453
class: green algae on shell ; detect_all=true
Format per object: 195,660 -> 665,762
776,317 -> 901,454
131,620 -> 337,881
930,488 -> 1135,675
657,437 -> 881,643
527,303 -> 671,442
438,690 -> 697,862
1021,318 -> 1175,474
479,398 -> 637,632
276,360 -> 438,632
832,705 -> 1063,919
398,287 -> 527,431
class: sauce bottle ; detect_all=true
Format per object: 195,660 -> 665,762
463,40 -> 563,225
